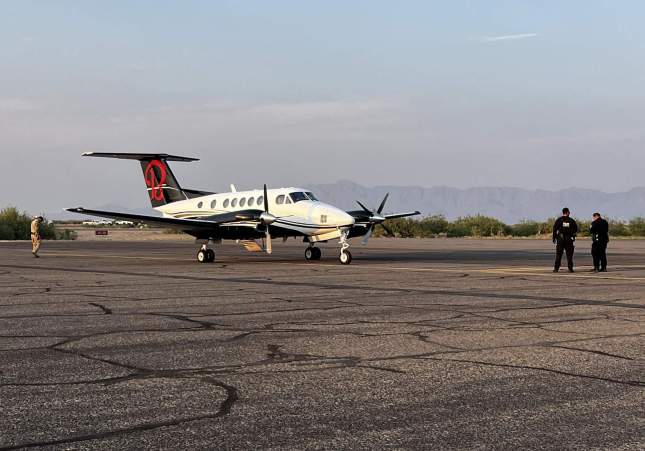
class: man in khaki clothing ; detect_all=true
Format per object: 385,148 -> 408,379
31,216 -> 43,257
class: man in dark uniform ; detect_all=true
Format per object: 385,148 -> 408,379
590,212 -> 609,272
552,207 -> 578,272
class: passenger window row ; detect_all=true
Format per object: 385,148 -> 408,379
199,196 -> 264,209
199,191 -> 317,209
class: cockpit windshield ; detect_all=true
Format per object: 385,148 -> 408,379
288,191 -> 319,202
289,192 -> 309,203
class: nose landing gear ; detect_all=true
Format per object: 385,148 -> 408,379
338,228 -> 352,265
339,249 -> 352,265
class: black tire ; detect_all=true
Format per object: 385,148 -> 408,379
206,249 -> 215,262
339,250 -> 352,265
304,247 -> 314,261
312,247 -> 322,260
197,249 -> 208,263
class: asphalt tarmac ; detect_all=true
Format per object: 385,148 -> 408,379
0,238 -> 643,450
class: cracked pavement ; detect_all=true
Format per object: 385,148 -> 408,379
0,239 -> 643,450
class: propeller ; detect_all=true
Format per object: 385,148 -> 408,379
358,193 -> 394,244
259,184 -> 276,254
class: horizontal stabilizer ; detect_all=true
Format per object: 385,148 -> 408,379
82,152 -> 199,162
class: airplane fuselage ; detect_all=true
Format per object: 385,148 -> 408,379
156,187 -> 355,241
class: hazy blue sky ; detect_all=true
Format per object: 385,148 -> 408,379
1,1 -> 644,213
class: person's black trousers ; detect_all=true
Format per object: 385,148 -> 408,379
555,242 -> 575,270
591,242 -> 608,270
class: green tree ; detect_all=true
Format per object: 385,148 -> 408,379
0,207 -> 75,240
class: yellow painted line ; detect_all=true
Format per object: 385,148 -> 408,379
282,263 -> 645,281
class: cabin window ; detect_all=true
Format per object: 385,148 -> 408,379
231,198 -> 238,207
210,200 -> 217,209
239,198 -> 246,207
305,192 -> 319,201
197,201 -> 203,208
223,199 -> 229,208
257,196 -> 264,206
289,192 -> 308,203
248,197 -> 255,207
285,196 -> 292,204
320,215 -> 327,224
276,195 -> 285,205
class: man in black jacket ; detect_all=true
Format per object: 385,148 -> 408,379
590,212 -> 609,272
552,207 -> 578,273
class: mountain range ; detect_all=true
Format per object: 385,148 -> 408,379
305,181 -> 645,223
49,182 -> 645,224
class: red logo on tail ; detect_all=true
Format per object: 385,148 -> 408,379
144,160 -> 167,201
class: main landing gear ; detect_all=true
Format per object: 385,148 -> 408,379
197,244 -> 215,263
304,245 -> 322,261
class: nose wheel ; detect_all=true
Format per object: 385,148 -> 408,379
339,250 -> 352,265
305,246 -> 322,261
338,228 -> 352,265
197,246 -> 215,263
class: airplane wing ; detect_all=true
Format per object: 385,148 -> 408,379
65,207 -> 264,232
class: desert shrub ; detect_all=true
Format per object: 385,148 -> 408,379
418,215 -> 449,237
629,217 -> 645,236
451,215 -> 510,237
446,222 -> 469,237
511,220 -> 540,237
608,219 -> 630,237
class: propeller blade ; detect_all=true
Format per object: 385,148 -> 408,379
381,223 -> 395,237
265,229 -> 272,254
263,184 -> 269,213
377,193 -> 389,214
356,200 -> 372,214
361,225 -> 373,245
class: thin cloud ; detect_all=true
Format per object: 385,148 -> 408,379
481,33 -> 538,42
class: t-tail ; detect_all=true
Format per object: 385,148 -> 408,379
82,152 -> 203,207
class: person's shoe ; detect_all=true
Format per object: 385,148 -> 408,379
589,268 -> 598,272
568,268 -> 574,273
553,269 -> 559,273
33,253 -> 39,258
599,268 -> 607,272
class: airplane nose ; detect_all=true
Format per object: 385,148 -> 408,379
316,204 -> 355,227
341,211 -> 355,226
331,207 -> 354,227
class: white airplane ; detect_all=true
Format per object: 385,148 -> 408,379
67,153 -> 420,264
